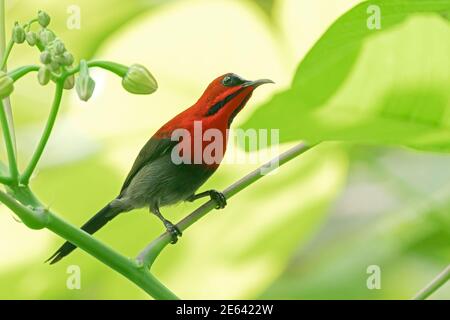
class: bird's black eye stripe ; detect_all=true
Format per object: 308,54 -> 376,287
206,88 -> 245,116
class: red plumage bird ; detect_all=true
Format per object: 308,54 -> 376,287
47,73 -> 273,264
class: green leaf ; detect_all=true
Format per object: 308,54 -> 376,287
261,146 -> 450,299
242,0 -> 450,151
253,0 -> 276,17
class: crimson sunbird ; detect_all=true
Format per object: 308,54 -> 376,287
47,73 -> 273,264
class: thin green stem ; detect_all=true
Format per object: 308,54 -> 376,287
0,39 -> 13,70
0,0 -> 18,183
0,174 -> 12,184
0,99 -> 18,182
413,264 -> 450,300
24,18 -> 38,32
65,60 -> 128,78
137,142 -> 314,268
0,188 -> 47,229
21,81 -> 64,184
0,19 -> 40,69
0,0 -> 7,60
8,64 -> 40,82
90,61 -> 128,76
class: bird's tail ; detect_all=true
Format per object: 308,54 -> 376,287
46,202 -> 122,265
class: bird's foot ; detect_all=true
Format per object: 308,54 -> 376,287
164,220 -> 182,244
210,190 -> 227,209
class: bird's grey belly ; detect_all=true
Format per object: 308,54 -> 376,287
118,154 -> 215,210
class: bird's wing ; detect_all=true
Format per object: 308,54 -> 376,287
120,137 -> 176,193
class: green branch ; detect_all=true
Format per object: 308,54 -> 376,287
1,185 -> 178,299
137,142 -> 313,268
24,18 -> 38,32
0,39 -> 13,70
66,60 -> 128,78
0,188 -> 47,229
0,0 -> 18,183
413,264 -> 450,300
0,174 -> 12,184
20,81 -> 64,184
45,210 -> 178,300
8,65 -> 40,81
0,99 -> 18,182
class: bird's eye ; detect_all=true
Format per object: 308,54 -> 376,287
222,76 -> 232,86
222,74 -> 245,87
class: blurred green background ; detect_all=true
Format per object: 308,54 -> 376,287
0,0 -> 449,299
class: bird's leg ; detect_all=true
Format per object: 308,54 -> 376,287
187,189 -> 227,209
150,205 -> 182,244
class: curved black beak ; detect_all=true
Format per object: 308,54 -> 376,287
243,78 -> 275,88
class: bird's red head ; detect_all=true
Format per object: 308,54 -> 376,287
157,73 -> 274,136
194,73 -> 274,127
154,73 -> 273,167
